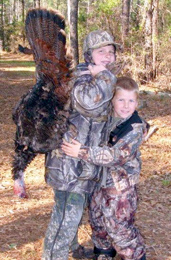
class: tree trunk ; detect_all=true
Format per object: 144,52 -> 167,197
69,0 -> 79,66
134,0 -> 140,29
21,0 -> 25,43
152,0 -> 159,78
33,0 -> 36,8
144,0 -> 153,81
56,0 -> 61,10
13,0 -> 17,22
0,0 -> 5,51
122,0 -> 130,44
36,0 -> 41,8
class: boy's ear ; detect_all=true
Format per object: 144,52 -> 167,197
136,100 -> 139,109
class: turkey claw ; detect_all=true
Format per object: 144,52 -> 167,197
13,179 -> 28,199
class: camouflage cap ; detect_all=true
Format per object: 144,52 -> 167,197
83,30 -> 117,54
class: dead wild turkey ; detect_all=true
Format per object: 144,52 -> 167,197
12,8 -> 74,198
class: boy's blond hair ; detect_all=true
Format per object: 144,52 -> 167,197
114,77 -> 139,98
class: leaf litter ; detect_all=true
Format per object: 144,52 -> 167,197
0,53 -> 170,260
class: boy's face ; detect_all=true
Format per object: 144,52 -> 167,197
112,89 -> 138,119
91,45 -> 116,67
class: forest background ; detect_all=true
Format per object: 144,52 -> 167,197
0,0 -> 171,89
0,1 -> 171,260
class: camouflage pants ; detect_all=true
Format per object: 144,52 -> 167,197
42,190 -> 86,260
89,186 -> 146,260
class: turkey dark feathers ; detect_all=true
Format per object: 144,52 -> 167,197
12,8 -> 74,190
13,79 -> 70,153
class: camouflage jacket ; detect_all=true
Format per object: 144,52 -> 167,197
77,111 -> 149,193
45,63 -> 117,194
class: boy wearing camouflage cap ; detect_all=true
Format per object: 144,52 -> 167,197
43,30 -> 118,260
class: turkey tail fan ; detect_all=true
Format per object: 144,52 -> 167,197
25,8 -> 74,94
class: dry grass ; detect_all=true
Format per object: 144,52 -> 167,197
0,53 -> 170,260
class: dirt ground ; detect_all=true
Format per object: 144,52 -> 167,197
0,53 -> 171,260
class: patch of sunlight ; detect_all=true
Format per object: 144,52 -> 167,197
155,137 -> 171,144
2,67 -> 35,72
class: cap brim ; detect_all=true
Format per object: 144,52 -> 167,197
91,41 -> 122,51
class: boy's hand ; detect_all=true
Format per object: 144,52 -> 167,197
106,61 -> 125,75
61,139 -> 81,158
88,64 -> 107,76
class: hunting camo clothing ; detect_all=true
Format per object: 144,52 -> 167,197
78,111 -> 148,260
45,63 -> 117,194
90,187 -> 145,260
43,63 -> 116,260
42,191 -> 86,260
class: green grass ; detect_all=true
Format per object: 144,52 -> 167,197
4,71 -> 35,77
0,60 -> 35,67
0,60 -> 36,77
162,179 -> 171,187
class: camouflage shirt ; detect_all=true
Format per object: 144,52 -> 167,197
77,111 -> 148,192
45,63 -> 117,194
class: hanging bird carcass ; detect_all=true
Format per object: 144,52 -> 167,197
12,8 -> 74,198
